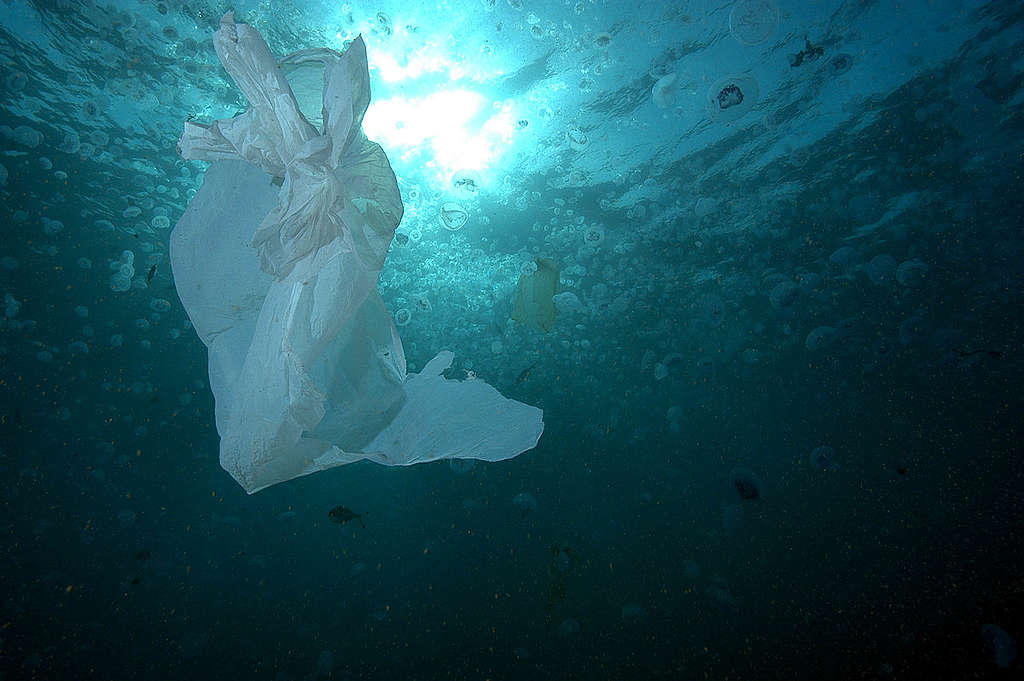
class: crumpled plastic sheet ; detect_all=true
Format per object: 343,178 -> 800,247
171,13 -> 543,493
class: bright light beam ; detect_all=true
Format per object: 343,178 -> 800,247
363,90 -> 516,182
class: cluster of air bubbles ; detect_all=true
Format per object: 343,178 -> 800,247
519,259 -> 538,276
552,291 -> 582,315
566,128 -> 589,151
57,130 -> 80,154
8,125 -> 44,148
768,281 -> 799,312
583,224 -> 605,245
5,70 -> 28,92
81,95 -> 111,119
694,197 -> 719,218
394,308 -> 412,326
451,169 -> 481,200
829,53 -> 854,77
109,250 -> 135,292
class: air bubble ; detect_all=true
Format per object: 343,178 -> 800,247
652,73 -> 679,109
451,170 -> 481,199
729,0 -> 779,46
566,127 -> 589,150
583,224 -> 605,244
439,203 -> 469,231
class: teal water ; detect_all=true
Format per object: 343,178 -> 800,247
1,1 -> 1023,679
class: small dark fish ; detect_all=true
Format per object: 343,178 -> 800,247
730,467 -> 762,500
516,363 -> 537,384
789,37 -> 824,68
328,505 -> 366,528
734,478 -> 760,500
146,264 -> 157,284
954,348 -> 1002,359
133,548 -> 151,561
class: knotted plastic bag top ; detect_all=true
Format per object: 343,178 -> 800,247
177,12 -> 399,279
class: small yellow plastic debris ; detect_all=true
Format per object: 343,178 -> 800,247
512,258 -> 559,332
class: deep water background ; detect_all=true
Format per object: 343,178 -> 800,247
2,1 -> 1024,680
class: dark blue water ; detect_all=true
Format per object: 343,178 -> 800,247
2,1 -> 1023,679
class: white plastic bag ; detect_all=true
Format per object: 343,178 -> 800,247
171,14 -> 543,493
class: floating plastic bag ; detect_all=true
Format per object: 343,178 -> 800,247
171,14 -> 543,493
512,258 -> 559,332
